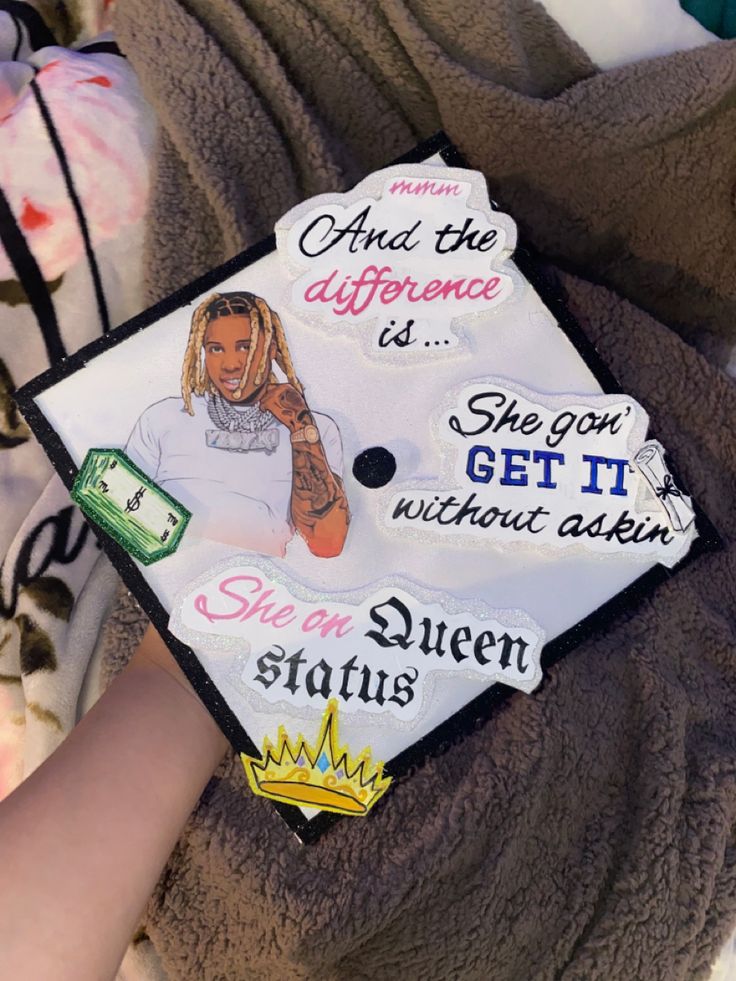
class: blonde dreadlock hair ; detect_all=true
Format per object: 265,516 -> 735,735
181,291 -> 304,415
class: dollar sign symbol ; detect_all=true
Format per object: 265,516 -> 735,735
124,486 -> 145,513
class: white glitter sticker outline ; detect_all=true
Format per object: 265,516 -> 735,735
168,555 -> 547,733
378,375 -> 698,568
273,164 -> 528,365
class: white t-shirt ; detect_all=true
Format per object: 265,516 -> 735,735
125,396 -> 343,555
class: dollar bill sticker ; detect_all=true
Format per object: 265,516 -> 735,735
71,449 -> 191,565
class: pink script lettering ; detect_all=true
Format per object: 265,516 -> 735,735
194,575 -> 298,628
193,575 -> 353,637
388,179 -> 462,197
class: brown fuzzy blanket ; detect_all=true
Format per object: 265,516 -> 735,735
107,1 -> 736,977
116,0 -> 736,363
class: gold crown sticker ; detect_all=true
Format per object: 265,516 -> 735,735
241,700 -> 392,816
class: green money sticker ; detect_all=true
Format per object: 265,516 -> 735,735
72,449 -> 191,565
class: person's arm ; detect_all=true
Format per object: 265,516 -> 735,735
259,383 -> 350,558
0,624 -> 228,981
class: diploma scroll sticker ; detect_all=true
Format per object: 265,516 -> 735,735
634,441 -> 695,533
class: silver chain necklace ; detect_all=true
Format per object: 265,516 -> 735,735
207,392 -> 274,433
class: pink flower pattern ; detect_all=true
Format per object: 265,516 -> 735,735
0,46 -> 154,281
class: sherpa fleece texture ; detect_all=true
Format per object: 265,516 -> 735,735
102,1 -> 736,977
115,0 -> 736,365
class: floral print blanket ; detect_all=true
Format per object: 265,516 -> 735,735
0,0 -> 154,801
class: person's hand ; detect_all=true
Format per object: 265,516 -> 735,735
258,382 -> 311,433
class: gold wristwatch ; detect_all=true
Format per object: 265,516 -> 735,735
291,424 -> 320,445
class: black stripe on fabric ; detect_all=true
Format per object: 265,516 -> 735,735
0,1 -> 55,51
10,13 -> 22,60
76,41 -> 123,57
30,78 -> 111,334
0,186 -> 64,364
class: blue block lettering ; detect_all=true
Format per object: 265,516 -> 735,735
466,445 -> 495,484
500,448 -> 530,486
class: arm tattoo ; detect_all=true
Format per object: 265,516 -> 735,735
289,434 -> 350,558
265,384 -> 351,555
292,447 -> 340,517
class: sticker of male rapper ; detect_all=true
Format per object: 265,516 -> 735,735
125,292 -> 350,558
